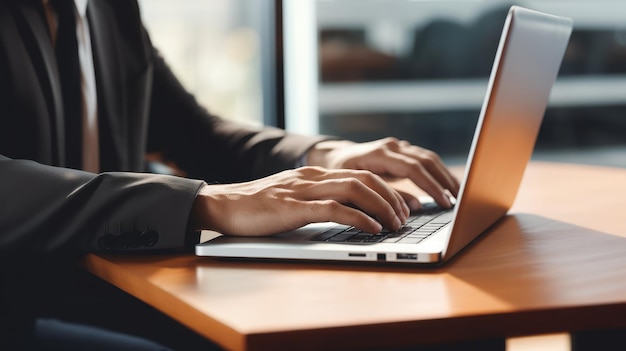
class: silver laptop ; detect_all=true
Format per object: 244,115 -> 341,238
196,6 -> 573,265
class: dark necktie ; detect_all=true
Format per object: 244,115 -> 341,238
51,0 -> 82,169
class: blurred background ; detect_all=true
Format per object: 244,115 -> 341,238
138,0 -> 626,167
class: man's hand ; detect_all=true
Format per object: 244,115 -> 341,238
306,138 -> 460,210
190,167 -> 410,236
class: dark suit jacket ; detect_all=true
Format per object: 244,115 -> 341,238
0,0 -> 326,345
0,0 -> 326,256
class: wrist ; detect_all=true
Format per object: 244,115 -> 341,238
306,140 -> 355,168
189,183 -> 219,232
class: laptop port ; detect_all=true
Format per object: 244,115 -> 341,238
397,253 -> 418,260
348,252 -> 366,257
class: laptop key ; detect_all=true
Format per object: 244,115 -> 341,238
397,237 -> 425,244
407,233 -> 430,238
311,229 -> 344,241
431,212 -> 453,224
347,236 -> 365,243
364,235 -> 385,243
329,233 -> 355,242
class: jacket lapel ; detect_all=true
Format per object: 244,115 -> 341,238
15,0 -> 65,165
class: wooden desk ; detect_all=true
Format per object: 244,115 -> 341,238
83,162 -> 626,351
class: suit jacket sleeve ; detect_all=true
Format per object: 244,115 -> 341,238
0,154 -> 205,260
146,48 -> 331,183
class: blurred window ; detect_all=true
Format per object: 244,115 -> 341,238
138,0 -> 265,127
285,0 -> 626,166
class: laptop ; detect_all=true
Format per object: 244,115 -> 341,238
196,6 -> 573,265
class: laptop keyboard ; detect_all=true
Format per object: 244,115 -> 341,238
310,207 -> 453,244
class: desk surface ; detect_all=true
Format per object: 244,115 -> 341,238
83,162 -> 626,351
